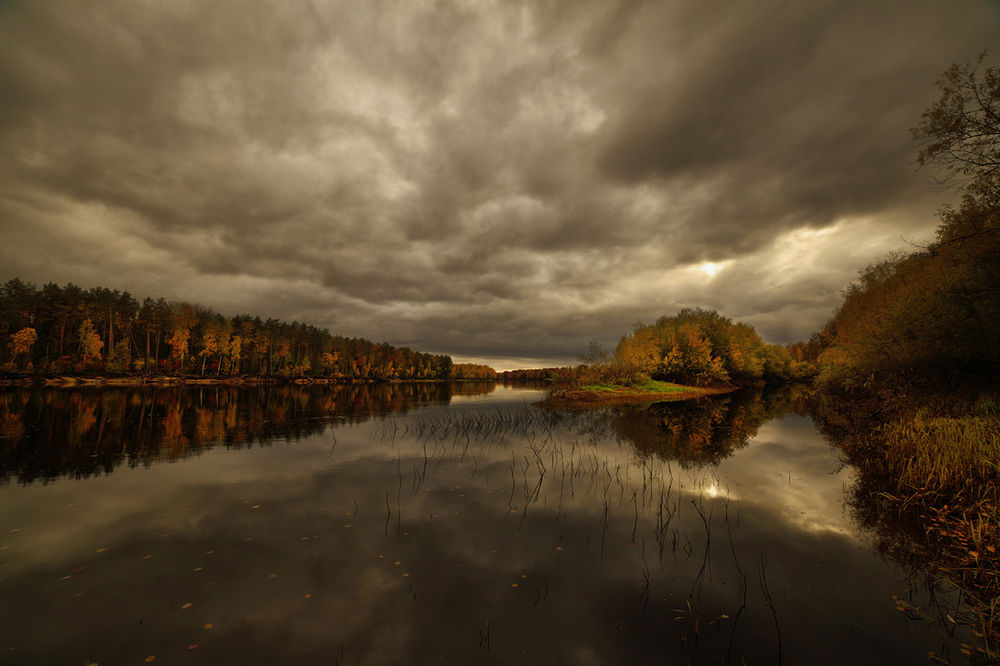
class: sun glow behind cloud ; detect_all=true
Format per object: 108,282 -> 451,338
698,261 -> 725,277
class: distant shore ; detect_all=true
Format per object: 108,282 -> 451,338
536,382 -> 737,410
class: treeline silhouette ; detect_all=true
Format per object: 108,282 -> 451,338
0,280 -> 498,381
451,363 -> 498,380
500,368 -> 568,382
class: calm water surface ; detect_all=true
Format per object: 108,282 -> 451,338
0,384 -> 972,664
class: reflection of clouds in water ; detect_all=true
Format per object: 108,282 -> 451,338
718,415 -> 856,538
0,389 -> 852,575
0,386 -> 956,663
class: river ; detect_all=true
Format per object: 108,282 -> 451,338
0,383 -> 978,664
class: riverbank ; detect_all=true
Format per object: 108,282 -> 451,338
536,380 -> 737,410
811,388 -> 1000,658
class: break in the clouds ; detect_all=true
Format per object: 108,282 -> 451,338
0,0 -> 996,368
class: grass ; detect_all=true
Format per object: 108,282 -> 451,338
579,380 -> 689,394
540,378 -> 735,410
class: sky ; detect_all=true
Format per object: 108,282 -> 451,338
1,1 -> 997,370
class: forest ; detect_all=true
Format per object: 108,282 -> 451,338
0,280 -> 495,381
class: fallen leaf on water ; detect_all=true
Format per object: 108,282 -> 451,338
245,538 -> 253,542
187,644 -> 199,651
205,550 -> 214,555
402,573 -> 410,577
192,567 -> 203,573
511,583 -> 519,588
94,548 -> 107,554
251,505 -> 261,509
145,657 -> 155,663
204,624 -> 214,630
555,547 -> 564,551
69,566 -> 87,574
343,524 -> 352,528
394,561 -> 401,566
181,602 -> 192,609
140,555 -> 153,560
268,573 -> 278,579
304,594 -> 312,599
59,575 -> 73,581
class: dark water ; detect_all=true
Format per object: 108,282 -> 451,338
0,384 -> 974,664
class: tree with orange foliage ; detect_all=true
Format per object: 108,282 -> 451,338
8,327 -> 37,370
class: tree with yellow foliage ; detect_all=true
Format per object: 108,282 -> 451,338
78,319 -> 103,367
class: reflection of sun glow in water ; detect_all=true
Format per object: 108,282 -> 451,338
704,483 -> 720,498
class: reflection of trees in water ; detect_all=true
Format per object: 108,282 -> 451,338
593,385 -> 811,467
0,382 -> 496,485
450,381 -> 500,396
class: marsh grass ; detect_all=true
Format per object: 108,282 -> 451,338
880,413 -> 1000,501
852,395 -> 1000,659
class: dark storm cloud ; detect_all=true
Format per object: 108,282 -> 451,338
0,0 -> 997,366
591,0 -> 991,259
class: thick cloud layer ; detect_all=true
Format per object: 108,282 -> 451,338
1,1 -> 996,368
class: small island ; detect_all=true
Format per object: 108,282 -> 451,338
537,379 -> 736,409
534,308 -> 807,410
